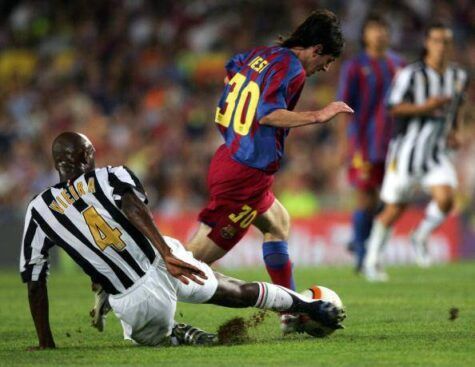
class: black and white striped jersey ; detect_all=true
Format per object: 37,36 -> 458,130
19,166 -> 158,295
386,61 -> 469,175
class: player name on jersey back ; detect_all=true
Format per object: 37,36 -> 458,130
214,46 -> 306,173
20,166 -> 157,295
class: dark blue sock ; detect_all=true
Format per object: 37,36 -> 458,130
352,210 -> 374,270
262,241 -> 295,290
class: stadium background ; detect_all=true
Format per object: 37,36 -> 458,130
0,0 -> 474,268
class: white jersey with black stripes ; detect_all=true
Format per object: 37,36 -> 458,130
19,166 -> 158,295
386,61 -> 468,176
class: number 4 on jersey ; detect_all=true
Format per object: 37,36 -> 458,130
215,73 -> 260,136
83,206 -> 126,251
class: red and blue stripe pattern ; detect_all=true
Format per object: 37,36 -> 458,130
337,51 -> 405,163
217,46 -> 306,173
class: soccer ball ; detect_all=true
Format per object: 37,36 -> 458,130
300,285 -> 344,337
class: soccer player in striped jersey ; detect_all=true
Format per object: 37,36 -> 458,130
185,10 -> 353,334
21,132 -> 344,349
336,15 -> 405,272
362,23 -> 469,281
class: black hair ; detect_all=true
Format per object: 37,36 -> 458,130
278,9 -> 344,57
360,14 -> 389,47
421,21 -> 451,58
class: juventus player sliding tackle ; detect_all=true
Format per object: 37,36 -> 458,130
362,22 -> 469,281
20,132 -> 344,349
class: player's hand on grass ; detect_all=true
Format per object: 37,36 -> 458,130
314,102 -> 354,124
164,254 -> 208,285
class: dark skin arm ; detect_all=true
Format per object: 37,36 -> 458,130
27,279 -> 55,350
121,191 -> 207,285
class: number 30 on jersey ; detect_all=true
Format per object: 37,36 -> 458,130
215,73 -> 260,136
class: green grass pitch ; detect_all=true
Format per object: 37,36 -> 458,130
1,262 -> 474,366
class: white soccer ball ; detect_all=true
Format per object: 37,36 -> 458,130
300,285 -> 344,337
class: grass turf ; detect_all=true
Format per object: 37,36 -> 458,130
0,262 -> 474,366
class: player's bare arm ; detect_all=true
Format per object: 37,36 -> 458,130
26,279 -> 55,350
446,102 -> 466,150
121,191 -> 207,285
260,102 -> 353,128
390,96 -> 451,117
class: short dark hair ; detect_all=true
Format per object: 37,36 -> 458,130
360,14 -> 389,47
279,10 -> 344,57
421,21 -> 451,58
424,21 -> 450,38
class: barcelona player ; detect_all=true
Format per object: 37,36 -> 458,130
336,15 -> 405,272
185,10 -> 353,333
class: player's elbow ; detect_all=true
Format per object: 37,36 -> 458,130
122,191 -> 150,221
259,116 -> 271,125
259,110 -> 280,126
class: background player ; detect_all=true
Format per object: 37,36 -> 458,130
363,22 -> 469,281
21,132 -> 344,349
185,9 -> 353,333
336,15 -> 405,272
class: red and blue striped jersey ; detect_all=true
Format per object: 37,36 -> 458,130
215,46 -> 306,173
337,51 -> 405,163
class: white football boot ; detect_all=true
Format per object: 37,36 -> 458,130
411,233 -> 432,268
362,264 -> 389,282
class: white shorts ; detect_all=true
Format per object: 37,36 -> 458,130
108,236 -> 218,346
380,154 -> 458,204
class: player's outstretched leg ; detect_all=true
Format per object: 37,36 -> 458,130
363,203 -> 405,282
412,186 -> 454,267
350,189 -> 379,272
207,273 -> 345,331
253,200 -> 301,333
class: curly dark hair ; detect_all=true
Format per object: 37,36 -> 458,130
278,9 -> 344,57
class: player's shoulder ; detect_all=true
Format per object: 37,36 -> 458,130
394,60 -> 423,79
26,183 -> 60,211
386,50 -> 405,65
402,60 -> 424,71
341,53 -> 366,73
265,46 -> 303,69
106,165 -> 138,178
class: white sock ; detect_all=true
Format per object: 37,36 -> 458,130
413,201 -> 447,243
364,220 -> 391,269
254,282 -> 302,312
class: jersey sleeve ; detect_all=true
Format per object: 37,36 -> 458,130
387,66 -> 414,107
337,60 -> 358,106
19,204 -> 54,283
108,166 -> 148,207
256,61 -> 305,121
225,51 -> 250,79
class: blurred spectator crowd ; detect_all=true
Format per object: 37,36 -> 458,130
0,0 -> 474,221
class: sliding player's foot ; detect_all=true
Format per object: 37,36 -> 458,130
171,323 -> 217,346
411,233 -> 431,268
90,285 -> 111,332
287,292 -> 345,330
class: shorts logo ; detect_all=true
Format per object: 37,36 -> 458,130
221,225 -> 237,239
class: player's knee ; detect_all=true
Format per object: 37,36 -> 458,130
378,204 -> 404,227
268,209 -> 290,240
238,283 -> 259,307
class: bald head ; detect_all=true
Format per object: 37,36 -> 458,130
52,132 -> 95,181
